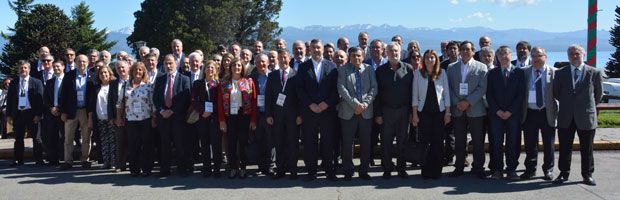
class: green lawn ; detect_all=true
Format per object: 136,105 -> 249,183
598,110 -> 620,128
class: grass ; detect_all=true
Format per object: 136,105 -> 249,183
598,110 -> 620,128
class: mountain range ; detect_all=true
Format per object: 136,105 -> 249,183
0,24 -> 614,55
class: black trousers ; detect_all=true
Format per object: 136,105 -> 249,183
443,121 -> 455,163
453,115 -> 485,172
13,109 -> 42,163
341,115 -> 371,175
380,106 -> 409,172
523,109 -> 555,173
43,112 -> 64,164
114,124 -> 128,170
196,116 -> 222,173
187,120 -> 200,166
255,112 -> 273,171
126,118 -> 153,174
419,110 -> 445,178
158,114 -> 189,173
558,119 -> 595,177
272,113 -> 299,174
226,114 -> 250,170
301,110 -> 336,175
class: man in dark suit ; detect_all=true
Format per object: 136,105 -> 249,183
374,42 -> 414,179
552,44 -> 603,186
43,61 -> 66,166
86,49 -> 99,73
290,41 -> 307,71
29,46 -> 50,75
249,54 -> 274,176
266,49 -> 301,180
511,41 -> 532,69
171,39 -> 187,64
153,54 -> 191,177
31,54 -> 55,85
6,60 -> 44,167
440,41 -> 460,167
109,61 -> 130,172
59,54 -> 96,170
64,49 -> 77,72
486,46 -> 526,180
473,36 -> 491,62
183,52 -> 203,166
519,47 -> 557,180
295,39 -> 339,181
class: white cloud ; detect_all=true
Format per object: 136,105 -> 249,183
449,18 -> 464,23
451,0 -> 459,4
466,0 -> 477,2
468,12 -> 485,18
487,17 -> 493,22
490,0 -> 544,7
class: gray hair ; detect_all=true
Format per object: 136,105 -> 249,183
531,46 -> 547,56
101,50 -> 111,56
87,49 -> 99,56
17,60 -> 30,69
171,39 -> 182,46
150,47 -> 160,54
480,46 -> 495,55
115,60 -> 128,67
496,45 -> 512,56
348,46 -> 363,56
188,52 -> 202,60
212,54 -> 222,59
567,44 -> 585,55
41,54 -> 54,61
386,42 -> 401,51
139,46 -> 150,53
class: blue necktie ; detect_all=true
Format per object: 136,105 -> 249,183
535,70 -> 543,108
355,67 -> 362,101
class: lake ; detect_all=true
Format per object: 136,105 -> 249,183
546,51 -> 613,69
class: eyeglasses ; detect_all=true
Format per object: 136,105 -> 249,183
43,60 -> 53,62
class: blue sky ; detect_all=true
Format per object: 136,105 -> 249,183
0,0 -> 617,33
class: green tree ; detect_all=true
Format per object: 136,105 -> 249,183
70,1 -> 117,54
0,3 -> 74,75
127,0 -> 282,57
606,6 -> 620,78
8,0 -> 34,19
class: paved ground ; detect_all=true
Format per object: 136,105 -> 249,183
1,151 -> 619,200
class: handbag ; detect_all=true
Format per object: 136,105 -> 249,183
186,110 -> 199,124
403,126 -> 430,166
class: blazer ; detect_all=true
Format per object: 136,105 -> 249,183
6,76 -> 44,118
217,78 -> 258,123
412,69 -> 450,112
553,64 -> 603,130
43,77 -> 60,111
190,79 -> 219,123
153,72 -> 191,114
520,65 -> 558,127
336,63 -> 378,120
106,79 -> 126,122
486,65 -> 526,119
58,70 -> 96,119
265,68 -> 300,120
295,59 -> 339,114
446,59 -> 488,117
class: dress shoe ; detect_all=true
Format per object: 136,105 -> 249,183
327,173 -> 338,181
46,161 -> 60,166
553,173 -> 569,184
213,170 -> 221,178
448,170 -> 464,178
443,159 -> 455,166
239,169 -> 248,179
476,171 -> 489,179
344,174 -> 352,181
142,171 -> 152,177
158,171 -> 171,178
382,172 -> 391,179
100,164 -> 111,169
34,160 -> 45,167
202,171 -> 212,178
272,172 -> 285,180
260,168 -> 274,176
289,172 -> 298,180
583,176 -> 597,186
59,163 -> 72,171
398,170 -> 408,179
228,169 -> 238,179
8,161 -> 24,167
130,172 -> 140,177
359,172 -> 371,180
463,160 -> 470,167
506,172 -> 520,180
519,171 -> 536,180
370,159 -> 376,166
303,174 -> 317,182
543,171 -> 554,181
490,171 -> 503,179
81,161 -> 91,168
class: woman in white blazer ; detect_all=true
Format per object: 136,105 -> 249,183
411,49 -> 451,179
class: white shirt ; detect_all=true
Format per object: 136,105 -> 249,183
163,71 -> 178,98
516,58 -> 531,68
293,57 -> 305,71
117,78 -> 127,97
148,69 -> 158,84
96,85 -> 110,120
460,58 -> 473,83
312,58 -> 323,83
231,79 -> 242,111
53,74 -> 64,107
42,70 -> 54,84
18,76 -> 31,110
190,70 -> 200,83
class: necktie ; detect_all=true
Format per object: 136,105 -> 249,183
165,74 -> 173,107
43,71 -> 48,82
21,79 -> 26,96
535,70 -> 543,108
355,67 -> 362,101
573,68 -> 580,86
281,70 -> 286,85
503,68 -> 508,87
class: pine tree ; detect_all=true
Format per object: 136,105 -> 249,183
70,1 -> 117,54
606,6 -> 620,78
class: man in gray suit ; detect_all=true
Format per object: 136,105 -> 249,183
337,47 -> 378,181
446,41 -> 488,178
552,44 -> 603,186
520,47 -> 558,180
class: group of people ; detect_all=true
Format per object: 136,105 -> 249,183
3,33 -> 603,186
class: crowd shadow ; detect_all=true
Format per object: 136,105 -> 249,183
0,159 -> 576,194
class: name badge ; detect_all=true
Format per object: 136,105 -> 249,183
231,102 -> 239,115
528,89 -> 537,104
459,83 -> 468,96
276,93 -> 286,106
257,95 -> 265,107
77,91 -> 85,102
204,102 -> 213,113
132,102 -> 142,113
18,95 -> 28,108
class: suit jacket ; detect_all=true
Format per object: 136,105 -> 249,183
58,70 -> 96,119
520,65 -> 558,127
190,79 -> 219,123
106,79 -> 126,122
295,59 -> 339,114
43,77 -> 63,114
512,59 -> 531,68
289,57 -> 306,71
412,69 -> 451,112
336,63 -> 377,120
553,64 -> 603,130
249,71 -> 269,111
486,65 -> 526,119
6,76 -> 44,118
265,68 -> 300,120
153,72 -> 191,115
447,59 -> 488,117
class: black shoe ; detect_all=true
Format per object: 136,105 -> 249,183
8,161 -> 23,167
34,160 -> 45,167
272,172 -> 285,180
583,176 -> 596,186
398,170 -> 408,179
344,174 -> 352,181
130,172 -> 140,177
158,171 -> 171,178
260,168 -> 274,176
520,171 -> 536,180
303,173 -> 317,182
81,161 -> 91,168
213,170 -> 221,178
359,172 -> 371,180
327,173 -> 338,181
449,170 -> 464,177
553,173 -> 569,184
46,161 -> 60,166
506,172 -> 520,180
142,172 -> 152,177
59,163 -> 72,171
543,171 -> 554,181
202,171 -> 212,178
239,169 -> 247,179
229,169 -> 238,179
370,159 -> 376,166
382,172 -> 391,179
477,171 -> 489,179
289,172 -> 298,180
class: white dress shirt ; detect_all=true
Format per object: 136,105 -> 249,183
53,74 -> 64,107
230,79 -> 242,112
312,58 -> 323,83
18,76 -> 31,110
96,85 -> 110,120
